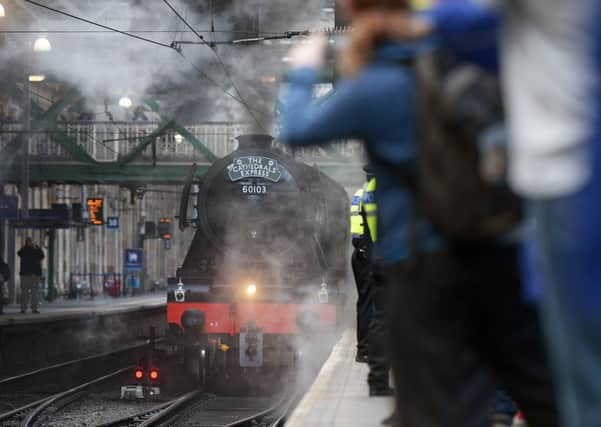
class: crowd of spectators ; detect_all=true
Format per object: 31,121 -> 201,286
279,0 -> 601,426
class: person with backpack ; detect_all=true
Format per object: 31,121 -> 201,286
0,257 -> 10,315
417,2 -> 601,426
279,1 -> 557,426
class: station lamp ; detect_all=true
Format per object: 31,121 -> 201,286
28,75 -> 46,82
33,37 -> 51,52
174,133 -> 183,144
118,96 -> 133,109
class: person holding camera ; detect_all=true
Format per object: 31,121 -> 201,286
17,237 -> 44,314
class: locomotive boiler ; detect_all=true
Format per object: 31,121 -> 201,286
167,134 -> 349,383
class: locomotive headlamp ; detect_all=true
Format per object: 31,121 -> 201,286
174,279 -> 185,302
246,283 -> 257,297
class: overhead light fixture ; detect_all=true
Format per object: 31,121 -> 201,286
28,75 -> 46,82
0,3 -> 5,18
33,37 -> 51,52
118,96 -> 133,108
174,133 -> 183,143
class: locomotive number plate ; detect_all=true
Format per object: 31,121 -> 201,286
241,184 -> 268,195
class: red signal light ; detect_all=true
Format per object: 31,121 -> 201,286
149,368 -> 160,381
134,367 -> 145,380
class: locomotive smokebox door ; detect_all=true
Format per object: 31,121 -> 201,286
240,321 -> 263,367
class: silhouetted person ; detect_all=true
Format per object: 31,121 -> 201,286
18,237 -> 44,314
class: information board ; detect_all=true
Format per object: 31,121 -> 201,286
86,198 -> 104,225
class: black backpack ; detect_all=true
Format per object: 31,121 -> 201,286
410,53 -> 522,242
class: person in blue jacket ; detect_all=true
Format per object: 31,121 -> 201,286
279,1 -> 558,426
420,2 -> 601,426
280,0 -> 432,402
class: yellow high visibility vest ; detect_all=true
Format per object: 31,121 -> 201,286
350,188 -> 365,238
411,0 -> 433,11
362,178 -> 377,243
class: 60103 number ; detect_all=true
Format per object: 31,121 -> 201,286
242,185 -> 267,194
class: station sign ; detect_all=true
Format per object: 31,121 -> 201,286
107,216 -> 119,230
12,206 -> 70,229
86,198 -> 104,225
124,248 -> 143,272
0,195 -> 19,220
227,156 -> 281,182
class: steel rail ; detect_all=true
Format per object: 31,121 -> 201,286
95,400 -> 175,427
138,389 -> 203,427
222,392 -> 295,427
0,338 -> 163,386
22,366 -> 133,427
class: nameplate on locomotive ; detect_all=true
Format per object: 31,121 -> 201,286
227,156 -> 282,182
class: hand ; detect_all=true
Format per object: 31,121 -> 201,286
287,34 -> 328,70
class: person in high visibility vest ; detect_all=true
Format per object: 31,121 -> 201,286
359,171 -> 392,396
350,172 -> 373,364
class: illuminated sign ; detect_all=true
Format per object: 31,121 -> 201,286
124,249 -> 143,272
86,198 -> 104,225
227,156 -> 281,182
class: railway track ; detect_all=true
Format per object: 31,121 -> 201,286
0,336 -> 167,427
144,391 -> 298,427
0,367 -> 131,426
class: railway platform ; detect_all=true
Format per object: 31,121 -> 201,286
0,294 -> 166,374
287,328 -> 394,427
0,293 -> 164,326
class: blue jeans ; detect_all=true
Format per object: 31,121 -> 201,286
529,155 -> 601,426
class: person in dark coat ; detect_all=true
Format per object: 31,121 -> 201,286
17,237 -> 44,313
0,257 -> 10,314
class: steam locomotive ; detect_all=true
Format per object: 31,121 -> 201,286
167,134 -> 349,382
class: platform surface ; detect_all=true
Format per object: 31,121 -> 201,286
0,294 -> 165,326
288,328 -> 394,427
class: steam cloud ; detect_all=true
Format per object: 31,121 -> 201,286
0,0 -> 335,129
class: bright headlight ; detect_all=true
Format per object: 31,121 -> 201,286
246,283 -> 257,296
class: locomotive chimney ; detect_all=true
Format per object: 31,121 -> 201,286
236,134 -> 274,149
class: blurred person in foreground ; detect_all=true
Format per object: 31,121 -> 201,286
417,1 -> 601,425
17,237 -> 44,314
279,0 -> 558,426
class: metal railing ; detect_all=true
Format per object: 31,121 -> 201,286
0,121 -> 366,163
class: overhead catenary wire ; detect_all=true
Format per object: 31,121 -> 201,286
23,0 -> 177,50
0,29 -> 288,36
21,0 -> 265,119
162,0 -> 268,132
162,0 -> 208,45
